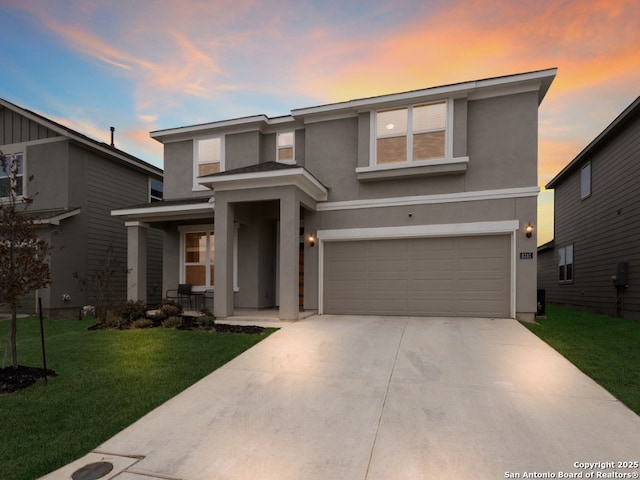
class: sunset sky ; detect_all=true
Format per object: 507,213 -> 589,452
1,0 -> 639,245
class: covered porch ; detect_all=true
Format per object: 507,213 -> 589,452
112,163 -> 327,321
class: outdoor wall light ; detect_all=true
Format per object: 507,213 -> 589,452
525,223 -> 534,238
307,234 -> 316,247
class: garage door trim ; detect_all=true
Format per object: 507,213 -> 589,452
317,220 -> 519,317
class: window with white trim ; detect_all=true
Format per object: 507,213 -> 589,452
180,225 -> 238,290
195,136 -> 223,178
581,162 -> 591,199
558,244 -> 573,283
183,229 -> 215,288
0,153 -> 24,197
277,131 -> 295,163
149,178 -> 163,202
375,101 -> 446,165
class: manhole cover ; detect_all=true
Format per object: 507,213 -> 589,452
71,461 -> 114,480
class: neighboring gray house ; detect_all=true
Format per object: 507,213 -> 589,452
0,98 -> 163,317
538,95 -> 640,320
114,68 -> 556,322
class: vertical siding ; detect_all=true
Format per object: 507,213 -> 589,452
84,147 -> 152,307
0,107 -> 58,144
540,111 -> 640,319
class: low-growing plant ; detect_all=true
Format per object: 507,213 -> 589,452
197,315 -> 216,329
103,312 -> 129,329
131,318 -> 153,329
162,316 -> 182,329
154,301 -> 183,321
118,300 -> 148,322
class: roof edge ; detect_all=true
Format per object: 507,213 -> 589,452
546,95 -> 640,189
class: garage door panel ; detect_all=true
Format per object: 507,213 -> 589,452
323,235 -> 510,317
411,279 -> 456,292
368,259 -> 409,274
367,278 -> 409,292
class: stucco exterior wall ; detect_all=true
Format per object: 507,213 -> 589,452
148,72 -> 552,318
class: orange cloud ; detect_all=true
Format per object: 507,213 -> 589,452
293,0 -> 640,104
538,138 -> 585,186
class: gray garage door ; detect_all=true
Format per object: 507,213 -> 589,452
323,235 -> 511,317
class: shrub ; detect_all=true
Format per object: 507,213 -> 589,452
162,316 -> 182,329
118,300 -> 148,322
104,312 -> 129,329
131,318 -> 153,329
197,316 -> 216,329
154,301 -> 183,321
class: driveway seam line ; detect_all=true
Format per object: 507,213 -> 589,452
363,318 -> 409,480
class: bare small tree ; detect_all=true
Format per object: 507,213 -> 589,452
0,151 -> 52,368
73,244 -> 130,323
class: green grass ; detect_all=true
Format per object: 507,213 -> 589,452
522,304 -> 640,415
0,317 -> 275,480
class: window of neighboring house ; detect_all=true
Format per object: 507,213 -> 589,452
0,153 -> 24,197
558,244 -> 574,283
375,101 -> 447,165
581,162 -> 591,199
150,178 -> 163,202
277,131 -> 295,163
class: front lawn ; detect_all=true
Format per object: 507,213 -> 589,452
522,304 -> 640,415
0,316 -> 275,480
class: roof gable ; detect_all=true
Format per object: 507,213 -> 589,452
0,98 -> 162,177
151,68 -> 557,142
546,95 -> 640,189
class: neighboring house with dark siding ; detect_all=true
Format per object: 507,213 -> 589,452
538,95 -> 640,320
0,98 -> 163,317
114,68 -> 556,322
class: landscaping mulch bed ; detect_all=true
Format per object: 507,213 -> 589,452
0,365 -> 57,394
211,324 -> 266,334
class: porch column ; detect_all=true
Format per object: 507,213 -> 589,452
214,195 -> 235,318
279,189 -> 300,320
125,221 -> 148,302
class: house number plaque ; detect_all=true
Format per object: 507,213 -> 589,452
520,252 -> 534,260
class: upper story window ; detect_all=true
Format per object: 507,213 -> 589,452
196,137 -> 223,176
558,244 -> 574,283
150,178 -> 163,202
194,137 -> 223,190
277,131 -> 295,163
375,101 -> 446,165
580,162 -> 591,199
0,153 -> 24,197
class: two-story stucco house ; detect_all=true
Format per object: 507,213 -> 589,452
0,98 -> 163,317
538,95 -> 640,320
114,68 -> 556,322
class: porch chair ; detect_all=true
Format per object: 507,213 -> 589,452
166,283 -> 196,309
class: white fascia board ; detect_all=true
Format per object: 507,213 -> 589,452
151,115 -> 298,143
317,186 -> 539,212
317,220 -> 520,242
33,208 -> 82,226
293,69 -> 557,118
111,201 -> 214,218
201,168 -> 328,202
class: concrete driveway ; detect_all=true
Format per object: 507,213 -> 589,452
42,315 -> 640,480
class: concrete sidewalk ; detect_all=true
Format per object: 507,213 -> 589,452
41,316 -> 640,480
